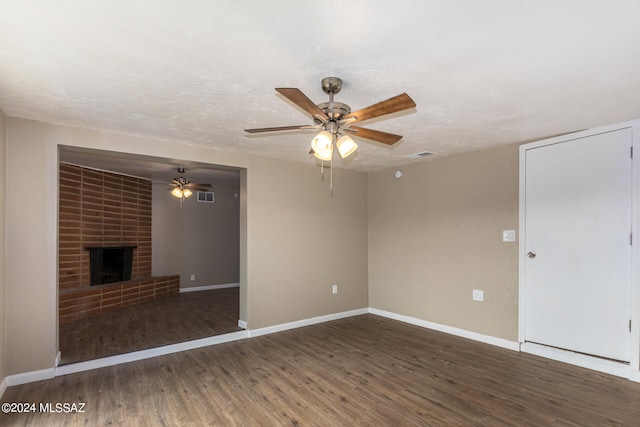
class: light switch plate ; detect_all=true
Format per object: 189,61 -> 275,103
473,289 -> 484,301
502,230 -> 516,242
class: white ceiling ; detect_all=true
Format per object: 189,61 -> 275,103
2,1 -> 640,172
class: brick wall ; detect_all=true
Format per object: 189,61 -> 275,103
59,163 -> 152,288
58,163 -> 178,324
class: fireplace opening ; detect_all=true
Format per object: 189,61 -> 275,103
87,246 -> 136,286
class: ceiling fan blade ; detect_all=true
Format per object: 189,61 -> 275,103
275,88 -> 329,122
185,183 -> 212,190
343,93 -> 416,123
245,125 -> 318,133
347,126 -> 404,145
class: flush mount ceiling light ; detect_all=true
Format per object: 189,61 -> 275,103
168,168 -> 211,207
245,77 -> 416,188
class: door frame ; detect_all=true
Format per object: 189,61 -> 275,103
518,119 -> 640,381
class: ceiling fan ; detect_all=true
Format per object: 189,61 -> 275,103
168,168 -> 211,206
245,77 -> 416,161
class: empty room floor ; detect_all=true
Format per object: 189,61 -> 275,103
5,314 -> 640,425
59,287 -> 241,364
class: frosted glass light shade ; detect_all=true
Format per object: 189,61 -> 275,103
313,142 -> 333,161
171,187 -> 193,198
311,131 -> 332,151
311,131 -> 333,161
336,135 -> 358,158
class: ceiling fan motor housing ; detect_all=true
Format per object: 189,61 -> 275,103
318,77 -> 351,124
174,168 -> 190,185
321,77 -> 342,95
317,101 -> 351,121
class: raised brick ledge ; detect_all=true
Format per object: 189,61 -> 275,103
59,275 -> 180,325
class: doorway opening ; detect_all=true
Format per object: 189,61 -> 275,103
57,145 -> 247,365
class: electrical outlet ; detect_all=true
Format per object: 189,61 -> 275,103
502,230 -> 516,242
473,289 -> 484,301
190,274 -> 195,281
332,284 -> 338,294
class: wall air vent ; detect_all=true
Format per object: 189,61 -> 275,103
405,151 -> 433,159
197,191 -> 215,203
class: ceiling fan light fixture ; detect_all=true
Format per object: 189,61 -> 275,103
171,187 -> 184,198
168,168 -> 210,207
313,141 -> 333,161
311,130 -> 332,151
311,130 -> 333,161
336,134 -> 358,158
245,78 -> 416,191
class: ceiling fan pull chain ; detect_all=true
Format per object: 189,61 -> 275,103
330,151 -> 333,190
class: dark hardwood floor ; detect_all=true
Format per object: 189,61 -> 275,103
5,314 -> 640,425
59,287 -> 241,364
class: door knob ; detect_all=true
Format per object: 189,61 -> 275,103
527,251 -> 536,259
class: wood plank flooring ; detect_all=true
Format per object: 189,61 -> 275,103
5,314 -> 640,425
59,287 -> 240,364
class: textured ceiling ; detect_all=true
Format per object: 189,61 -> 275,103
2,1 -> 640,172
59,146 -> 241,188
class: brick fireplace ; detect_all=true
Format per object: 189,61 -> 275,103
58,163 -> 179,324
87,245 -> 136,285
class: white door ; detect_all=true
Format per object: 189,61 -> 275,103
524,128 -> 632,362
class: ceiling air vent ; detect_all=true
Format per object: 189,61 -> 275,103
405,151 -> 433,159
197,191 -> 215,203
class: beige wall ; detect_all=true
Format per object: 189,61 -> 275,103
239,169 -> 248,323
2,114 -> 517,377
368,144 -> 519,341
4,117 -> 369,375
6,118 -> 59,375
5,118 -> 249,375
246,155 -> 369,328
0,109 -> 6,383
152,182 -> 240,288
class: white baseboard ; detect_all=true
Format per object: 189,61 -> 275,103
249,308 -> 369,338
180,283 -> 239,293
520,342 -> 631,379
56,330 -> 250,377
26,306 -> 640,388
369,308 -> 520,352
15,308 -> 366,385
5,368 -> 55,387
